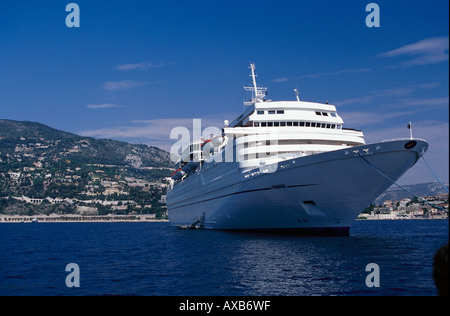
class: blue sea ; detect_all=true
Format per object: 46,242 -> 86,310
0,220 -> 448,296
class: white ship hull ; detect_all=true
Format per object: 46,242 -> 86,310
167,139 -> 428,235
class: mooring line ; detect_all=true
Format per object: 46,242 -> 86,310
356,152 -> 447,213
421,155 -> 449,194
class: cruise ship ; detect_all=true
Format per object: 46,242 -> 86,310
166,63 -> 428,235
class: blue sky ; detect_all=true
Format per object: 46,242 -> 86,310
0,0 -> 448,184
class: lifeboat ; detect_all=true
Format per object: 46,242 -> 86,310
211,136 -> 225,148
201,139 -> 214,155
181,160 -> 199,173
201,136 -> 224,156
171,168 -> 185,180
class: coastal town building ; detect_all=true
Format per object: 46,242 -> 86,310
358,194 -> 448,220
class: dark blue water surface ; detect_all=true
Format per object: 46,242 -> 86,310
0,220 -> 448,296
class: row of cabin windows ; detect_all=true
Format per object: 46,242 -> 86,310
253,121 -> 342,129
256,110 -> 337,117
257,110 -> 284,115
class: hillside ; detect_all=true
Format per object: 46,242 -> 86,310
0,120 -> 78,140
0,119 -> 172,168
374,181 -> 449,204
0,119 -> 174,217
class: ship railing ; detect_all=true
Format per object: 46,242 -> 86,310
381,137 -> 426,143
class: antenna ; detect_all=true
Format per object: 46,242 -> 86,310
294,88 -> 300,102
250,63 -> 258,93
407,122 -> 413,139
243,63 -> 268,106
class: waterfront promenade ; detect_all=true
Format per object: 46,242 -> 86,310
357,213 -> 448,220
0,214 -> 168,223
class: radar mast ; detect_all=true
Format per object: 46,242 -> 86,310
243,63 -> 268,106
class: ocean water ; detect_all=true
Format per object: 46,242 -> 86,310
0,220 -> 447,296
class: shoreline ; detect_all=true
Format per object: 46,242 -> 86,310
0,214 -> 168,223
357,215 -> 448,221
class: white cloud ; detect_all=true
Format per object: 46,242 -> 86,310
102,80 -> 147,91
340,110 -> 415,127
378,36 -> 449,67
272,68 -> 372,83
298,68 -> 372,79
334,82 -> 445,108
117,61 -> 164,71
402,97 -> 449,107
272,77 -> 289,83
86,104 -> 123,109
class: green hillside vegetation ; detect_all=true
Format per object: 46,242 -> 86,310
0,119 -> 174,218
0,119 -> 171,168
